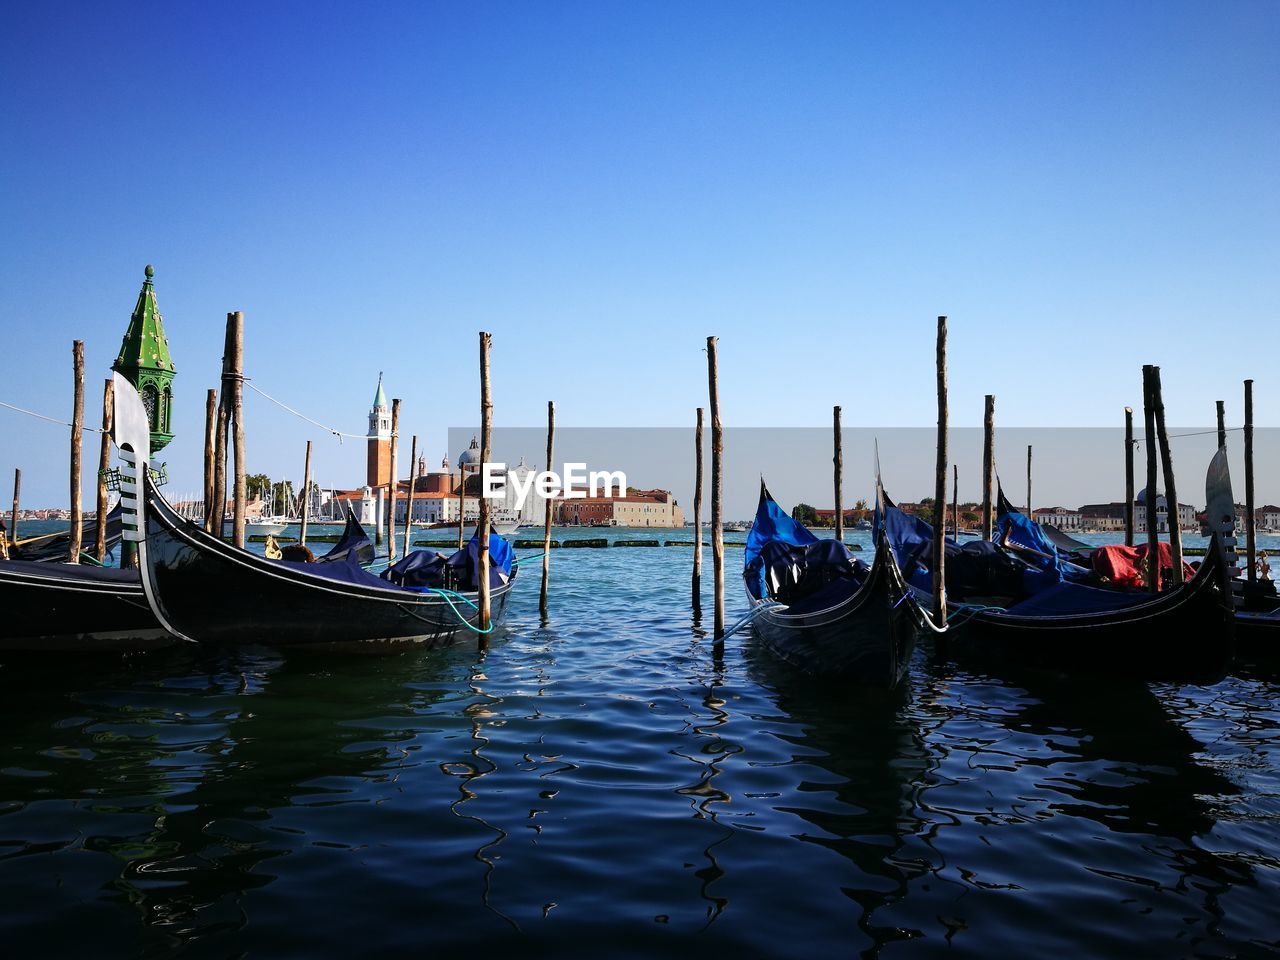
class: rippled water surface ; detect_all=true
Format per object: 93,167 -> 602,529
3,539 -> 1279,957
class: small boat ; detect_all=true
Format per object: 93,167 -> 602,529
139,474 -> 518,650
8,503 -> 124,562
247,517 -> 290,537
880,453 -> 1235,684
492,513 -> 520,536
743,483 -> 942,688
0,558 -> 172,653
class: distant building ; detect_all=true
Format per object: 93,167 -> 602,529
367,374 -> 392,489
1033,506 -> 1083,531
1078,491 -> 1194,533
557,488 -> 684,527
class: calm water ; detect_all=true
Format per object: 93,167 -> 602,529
3,529 -> 1279,957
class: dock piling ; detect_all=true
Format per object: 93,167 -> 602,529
931,317 -> 948,627
693,407 -> 704,615
1216,400 -> 1227,451
1142,366 -> 1159,591
402,433 -> 416,558
387,399 -> 400,563
952,463 -> 959,543
1150,366 -> 1183,585
1124,407 -> 1134,547
228,312 -> 246,549
301,440 -> 313,548
540,401 -> 554,617
707,337 -> 725,646
981,395 -> 995,540
833,405 -> 843,542
1025,445 -> 1032,520
203,388 -> 217,532
69,340 -> 84,564
478,332 -> 493,643
1245,379 -> 1256,584
10,468 -> 19,548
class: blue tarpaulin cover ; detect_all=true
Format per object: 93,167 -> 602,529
745,485 -> 819,599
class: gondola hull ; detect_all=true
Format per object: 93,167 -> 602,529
0,559 -> 172,653
944,545 -> 1234,685
747,538 -> 936,688
141,479 -> 514,650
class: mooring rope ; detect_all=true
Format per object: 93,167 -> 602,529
0,400 -> 105,432
718,600 -> 788,640
245,381 -> 366,441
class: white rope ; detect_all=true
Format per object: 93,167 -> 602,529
245,382 -> 364,441
0,400 -> 105,432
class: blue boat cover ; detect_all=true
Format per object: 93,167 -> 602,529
281,552 -> 414,591
382,534 -> 514,591
998,580 -> 1154,618
745,486 -> 817,569
994,487 -> 1065,584
744,484 -> 862,602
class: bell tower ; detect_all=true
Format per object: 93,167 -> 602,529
366,372 -> 392,488
113,264 -> 176,453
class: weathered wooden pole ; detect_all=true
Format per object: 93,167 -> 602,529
203,388 -> 217,532
10,468 -> 20,547
931,317 -> 948,627
1216,400 -> 1227,451
1150,366 -> 1184,585
833,405 -> 844,542
1245,378 -> 1256,584
213,323 -> 232,540
692,406 -> 704,615
386,399 -> 400,562
981,394 -> 995,540
708,336 -> 725,645
1124,406 -> 1135,547
540,401 -> 555,617
300,439 -> 313,548
402,433 -> 416,557
952,463 -> 959,542
1025,445 -> 1033,519
477,333 -> 493,642
68,340 -> 85,564
226,311 -> 247,549
457,463 -> 466,551
1142,365 -> 1160,592
95,378 -> 114,562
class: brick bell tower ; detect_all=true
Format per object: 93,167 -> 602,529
366,372 -> 392,488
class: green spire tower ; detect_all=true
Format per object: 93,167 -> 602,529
113,264 -> 177,453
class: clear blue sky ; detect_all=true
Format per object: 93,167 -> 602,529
1,1 -> 1277,506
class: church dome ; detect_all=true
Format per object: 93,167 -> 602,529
1135,488 -> 1168,507
457,436 -> 480,467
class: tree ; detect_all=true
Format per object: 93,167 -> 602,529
246,473 -> 270,503
854,498 -> 869,511
792,502 -> 818,526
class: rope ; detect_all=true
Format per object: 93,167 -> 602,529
428,588 -> 493,634
245,382 -> 366,441
0,400 -> 104,432
1132,427 -> 1244,444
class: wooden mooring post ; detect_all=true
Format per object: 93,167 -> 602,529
1245,379 -> 1256,584
477,333 -> 493,642
1150,366 -> 1184,585
10,468 -> 19,548
1124,406 -> 1135,547
1217,400 -> 1227,450
95,378 -> 114,562
540,401 -> 555,617
402,434 -> 416,558
1025,445 -> 1032,519
387,399 -> 400,563
301,439 -> 313,548
69,340 -> 84,564
707,336 -> 725,647
1142,365 -> 1160,592
213,322 -> 232,541
981,394 -> 995,540
692,407 -> 704,615
203,388 -> 217,532
952,463 -> 959,542
931,317 -> 948,628
833,405 -> 843,542
228,311 -> 247,549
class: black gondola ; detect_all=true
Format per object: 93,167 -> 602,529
0,558 -> 171,653
881,455 -> 1235,685
7,504 -> 124,562
138,474 -> 517,651
743,483 -> 942,688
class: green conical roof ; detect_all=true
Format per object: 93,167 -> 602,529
114,264 -> 175,375
373,372 -> 387,409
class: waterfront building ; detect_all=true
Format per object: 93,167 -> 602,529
1033,507 -> 1083,530
557,489 -> 684,527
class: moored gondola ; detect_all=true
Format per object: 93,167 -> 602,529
743,483 -> 942,688
0,558 -> 171,653
881,453 -> 1235,684
110,376 -> 516,652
